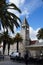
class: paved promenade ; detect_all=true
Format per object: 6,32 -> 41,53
0,56 -> 43,65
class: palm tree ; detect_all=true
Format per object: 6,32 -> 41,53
0,0 -> 21,55
37,28 -> 43,40
0,0 -> 21,33
0,31 -> 14,55
13,33 -> 23,52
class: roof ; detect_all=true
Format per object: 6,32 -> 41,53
22,17 -> 29,28
29,40 -> 38,45
26,41 -> 43,50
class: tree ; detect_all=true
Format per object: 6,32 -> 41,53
0,0 -> 21,33
0,31 -> 14,55
13,33 -> 23,52
0,0 -> 21,55
37,28 -> 43,40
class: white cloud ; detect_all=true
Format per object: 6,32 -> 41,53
20,0 -> 25,4
29,27 -> 40,40
21,9 -> 30,18
9,0 -> 19,7
9,0 -> 43,18
9,0 -> 25,7
20,0 -> 43,18
27,0 -> 43,12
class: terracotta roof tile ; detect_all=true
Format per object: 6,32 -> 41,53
29,40 -> 37,45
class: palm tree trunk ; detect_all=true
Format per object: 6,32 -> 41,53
3,40 -> 6,55
8,43 -> 10,55
17,41 -> 19,52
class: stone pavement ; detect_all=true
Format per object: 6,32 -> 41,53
0,60 -> 35,65
4,55 -> 10,61
0,56 -> 43,65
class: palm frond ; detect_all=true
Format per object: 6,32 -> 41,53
7,3 -> 21,13
7,11 -> 21,22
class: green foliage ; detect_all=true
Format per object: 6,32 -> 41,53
0,0 -> 21,33
0,0 -> 21,55
13,33 -> 23,52
14,33 -> 23,42
0,31 -> 14,54
37,28 -> 43,39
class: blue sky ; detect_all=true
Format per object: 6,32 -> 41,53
29,6 -> 43,30
19,0 -> 43,30
1,0 -> 43,40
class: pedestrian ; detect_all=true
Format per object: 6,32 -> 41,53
24,51 -> 29,65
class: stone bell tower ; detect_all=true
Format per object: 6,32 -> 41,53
21,18 -> 30,48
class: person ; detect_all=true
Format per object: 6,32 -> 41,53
24,51 -> 29,65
